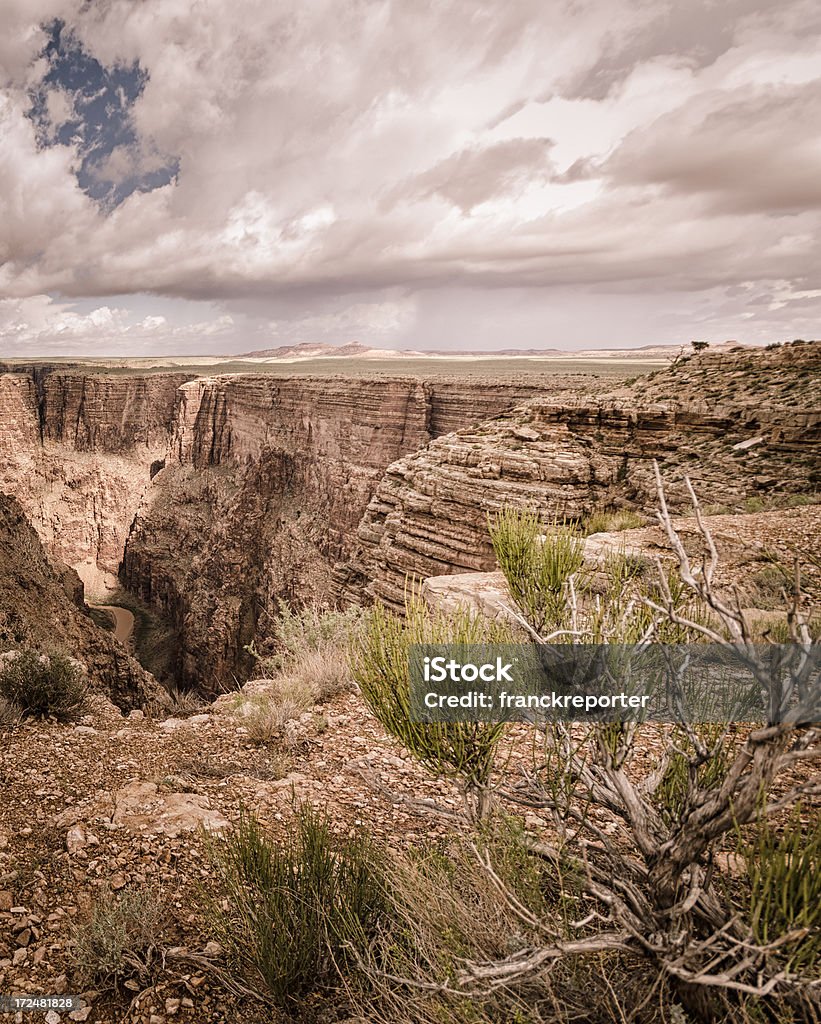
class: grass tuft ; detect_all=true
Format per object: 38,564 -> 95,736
206,805 -> 385,1006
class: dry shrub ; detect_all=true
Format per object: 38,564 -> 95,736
166,685 -> 206,717
207,806 -> 385,1007
584,509 -> 647,535
287,645 -> 352,702
72,885 -> 167,988
242,695 -> 307,745
0,648 -> 88,721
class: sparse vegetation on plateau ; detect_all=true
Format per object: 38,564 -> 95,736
207,805 -> 385,1007
583,508 -> 647,535
340,470 -> 820,1021
0,694 -> 22,731
352,598 -> 514,813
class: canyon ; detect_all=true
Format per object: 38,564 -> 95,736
0,341 -> 818,698
0,367 -> 562,692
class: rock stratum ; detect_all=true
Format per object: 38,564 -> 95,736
0,368 -> 553,692
336,342 -> 820,610
0,370 -> 192,593
0,342 -> 817,694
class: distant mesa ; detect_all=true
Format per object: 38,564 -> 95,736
236,340 -> 757,361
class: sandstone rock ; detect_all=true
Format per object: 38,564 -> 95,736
336,370 -> 819,611
422,571 -> 514,621
112,781 -> 230,837
66,825 -> 87,855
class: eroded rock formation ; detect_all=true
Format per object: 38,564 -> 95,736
0,371 -> 192,593
337,344 -> 820,611
121,375 -> 551,690
1,343 -> 816,692
0,493 -> 163,710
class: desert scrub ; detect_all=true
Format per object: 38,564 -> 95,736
737,805 -> 821,974
653,725 -> 729,827
249,600 -> 364,675
165,685 -> 206,717
583,509 -> 646,535
0,648 -> 88,721
246,602 -> 359,704
490,509 -> 585,633
351,599 -> 514,809
72,885 -> 167,988
207,805 -> 386,1006
0,694 -> 22,731
240,692 -> 309,745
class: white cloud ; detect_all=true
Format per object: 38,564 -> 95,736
1,0 -> 820,352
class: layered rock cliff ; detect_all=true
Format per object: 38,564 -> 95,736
1,366 -> 558,691
337,343 -> 821,611
0,493 -> 163,710
0,371 -> 192,593
120,375 -> 554,690
5,345 -> 815,694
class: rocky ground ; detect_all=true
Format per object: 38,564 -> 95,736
0,683 -> 465,1024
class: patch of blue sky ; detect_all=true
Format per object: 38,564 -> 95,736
28,19 -> 178,206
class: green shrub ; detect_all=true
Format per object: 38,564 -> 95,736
654,725 -> 729,827
73,885 -> 167,987
207,805 -> 385,1006
490,510 -> 585,633
743,496 -> 765,513
351,600 -> 513,797
738,805 -> 821,974
0,649 -> 88,721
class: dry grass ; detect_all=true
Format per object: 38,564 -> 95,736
0,695 -> 22,731
72,885 -> 168,988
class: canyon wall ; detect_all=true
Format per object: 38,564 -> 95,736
336,388 -> 820,611
6,345 -> 815,695
1,366 -> 552,690
0,371 -> 192,594
120,375 -> 550,690
0,493 -> 164,710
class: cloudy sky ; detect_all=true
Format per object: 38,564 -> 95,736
1,0 -> 820,356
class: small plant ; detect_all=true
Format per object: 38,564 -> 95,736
351,599 -> 513,811
249,601 -> 364,676
72,885 -> 167,987
490,510 -> 585,633
166,685 -> 205,717
738,805 -> 821,974
242,694 -> 307,745
583,509 -> 646,535
0,648 -> 88,721
743,496 -> 765,513
0,694 -> 22,731
288,646 -> 352,702
207,805 -> 386,1006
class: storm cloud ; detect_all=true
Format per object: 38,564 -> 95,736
0,0 -> 819,354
